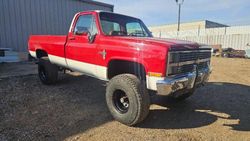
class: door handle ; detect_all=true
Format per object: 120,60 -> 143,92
68,37 -> 75,40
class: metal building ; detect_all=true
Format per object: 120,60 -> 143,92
0,0 -> 113,52
150,25 -> 250,50
149,20 -> 229,33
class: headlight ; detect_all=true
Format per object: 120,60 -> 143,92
169,52 -> 180,63
167,52 -> 180,76
168,66 -> 177,75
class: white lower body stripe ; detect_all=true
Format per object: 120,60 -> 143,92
66,58 -> 107,80
29,51 -> 36,58
46,54 -> 107,80
48,54 -> 68,67
31,52 -> 162,91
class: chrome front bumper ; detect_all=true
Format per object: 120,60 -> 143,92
156,65 -> 211,96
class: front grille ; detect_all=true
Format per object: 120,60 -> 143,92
182,62 -> 208,72
167,48 -> 211,76
198,62 -> 208,69
179,51 -> 211,62
168,62 -> 209,76
181,64 -> 194,73
198,52 -> 212,59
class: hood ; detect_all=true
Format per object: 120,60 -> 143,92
138,37 -> 200,49
111,36 -> 200,49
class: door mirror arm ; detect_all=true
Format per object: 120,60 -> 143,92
88,32 -> 97,44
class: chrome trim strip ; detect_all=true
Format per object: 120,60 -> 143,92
166,51 -> 170,76
169,58 -> 210,67
197,58 -> 211,63
169,50 -> 211,53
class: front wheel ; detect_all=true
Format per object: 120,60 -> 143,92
106,74 -> 150,126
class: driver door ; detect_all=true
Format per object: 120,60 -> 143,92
65,14 -> 98,77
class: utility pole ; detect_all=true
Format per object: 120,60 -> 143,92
175,0 -> 184,32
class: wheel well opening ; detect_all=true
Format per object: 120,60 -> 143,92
36,49 -> 48,58
108,60 -> 146,81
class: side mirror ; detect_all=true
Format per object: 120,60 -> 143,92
75,26 -> 88,35
74,26 -> 96,43
88,33 -> 97,44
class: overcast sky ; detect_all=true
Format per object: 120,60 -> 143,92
99,0 -> 250,27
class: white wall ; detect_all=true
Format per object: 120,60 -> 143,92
151,25 -> 250,50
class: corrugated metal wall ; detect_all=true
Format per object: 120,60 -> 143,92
151,26 -> 250,50
151,25 -> 250,37
0,0 -> 113,52
173,35 -> 250,50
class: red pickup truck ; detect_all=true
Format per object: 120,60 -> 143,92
28,11 -> 211,126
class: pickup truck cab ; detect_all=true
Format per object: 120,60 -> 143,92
28,11 -> 211,126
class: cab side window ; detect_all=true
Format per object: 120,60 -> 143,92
101,20 -> 121,35
74,14 -> 98,35
126,22 -> 148,37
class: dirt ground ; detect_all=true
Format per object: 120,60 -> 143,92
0,57 -> 250,141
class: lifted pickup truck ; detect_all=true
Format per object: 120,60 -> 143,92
28,11 -> 211,126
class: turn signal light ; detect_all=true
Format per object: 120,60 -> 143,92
148,72 -> 162,77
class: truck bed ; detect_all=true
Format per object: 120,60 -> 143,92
29,35 -> 67,58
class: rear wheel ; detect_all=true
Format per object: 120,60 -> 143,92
106,74 -> 150,126
38,57 -> 58,85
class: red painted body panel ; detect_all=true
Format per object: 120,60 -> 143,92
28,11 -> 199,77
29,35 -> 66,58
97,36 -> 168,74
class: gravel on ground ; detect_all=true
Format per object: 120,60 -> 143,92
0,58 -> 250,141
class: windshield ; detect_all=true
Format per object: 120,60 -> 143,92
99,12 -> 152,37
